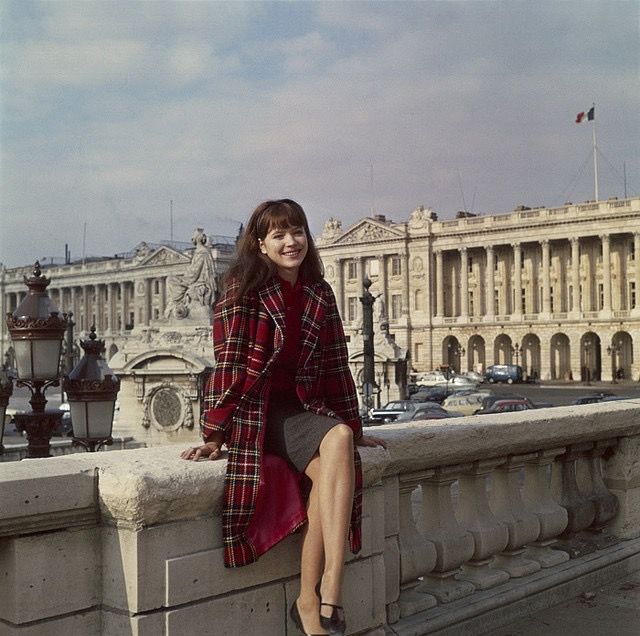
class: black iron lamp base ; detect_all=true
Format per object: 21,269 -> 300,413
72,437 -> 113,452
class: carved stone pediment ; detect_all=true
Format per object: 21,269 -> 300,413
331,220 -> 405,245
138,246 -> 190,268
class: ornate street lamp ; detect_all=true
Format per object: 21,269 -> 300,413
583,341 -> 592,385
360,277 -> 378,414
0,362 -> 13,454
6,262 -> 67,458
63,326 -> 121,452
511,343 -> 521,366
606,342 -> 621,384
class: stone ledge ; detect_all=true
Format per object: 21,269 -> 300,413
390,537 -> 640,635
373,401 -> 640,476
0,462 -> 97,536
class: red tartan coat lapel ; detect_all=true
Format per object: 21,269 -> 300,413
202,278 -> 363,568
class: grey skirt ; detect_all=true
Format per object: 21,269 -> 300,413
264,391 -> 341,473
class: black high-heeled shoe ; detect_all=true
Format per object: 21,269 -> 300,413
290,600 -> 326,636
315,582 -> 346,636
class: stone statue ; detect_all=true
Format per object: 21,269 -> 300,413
165,229 -> 218,320
318,217 -> 343,244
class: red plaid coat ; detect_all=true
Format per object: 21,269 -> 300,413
202,277 -> 363,568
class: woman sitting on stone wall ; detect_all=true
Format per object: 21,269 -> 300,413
181,199 -> 386,636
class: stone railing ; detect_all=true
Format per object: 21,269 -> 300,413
1,401 -> 640,635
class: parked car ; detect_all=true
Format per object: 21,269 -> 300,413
573,392 -> 615,405
474,398 -> 532,414
410,385 -> 456,404
395,403 -> 463,422
442,392 -> 490,416
484,364 -> 524,384
475,394 -> 535,412
368,400 -> 422,423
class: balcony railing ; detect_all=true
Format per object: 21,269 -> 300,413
1,401 -> 639,634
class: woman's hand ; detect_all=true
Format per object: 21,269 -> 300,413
180,431 -> 225,461
356,434 -> 387,449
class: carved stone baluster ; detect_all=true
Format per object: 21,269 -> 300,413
415,465 -> 475,602
521,448 -> 570,567
585,439 -> 619,549
397,471 -> 437,617
603,435 -> 640,540
490,454 -> 542,577
456,459 -> 510,590
554,442 -> 597,557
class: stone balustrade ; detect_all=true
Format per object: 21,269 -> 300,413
1,400 -> 640,635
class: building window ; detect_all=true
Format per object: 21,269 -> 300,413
117,286 -> 122,300
468,256 -> 473,273
494,257 -> 499,271
630,241 -> 636,261
630,282 -> 637,309
469,290 -> 474,315
598,283 -> 604,310
493,289 -> 499,314
154,280 -> 160,294
521,288 -> 526,313
391,256 -> 402,276
347,261 -> 358,280
550,286 -> 554,312
153,308 -> 160,320
347,296 -> 358,321
391,294 -> 402,320
414,342 -> 424,362
414,289 -> 424,311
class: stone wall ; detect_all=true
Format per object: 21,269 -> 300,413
1,400 -> 640,635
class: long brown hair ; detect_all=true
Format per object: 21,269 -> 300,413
222,199 -> 324,303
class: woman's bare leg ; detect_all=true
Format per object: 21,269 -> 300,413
317,424 -> 355,618
297,455 -> 328,634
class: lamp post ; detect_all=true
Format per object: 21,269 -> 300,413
360,276 -> 377,414
63,326 -> 121,452
583,341 -> 592,386
447,342 -> 466,373
511,343 -> 521,366
0,362 -> 13,454
606,342 -> 620,384
6,262 -> 68,458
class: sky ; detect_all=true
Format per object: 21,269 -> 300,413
1,0 -> 638,268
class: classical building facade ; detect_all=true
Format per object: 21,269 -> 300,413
317,197 -> 640,385
0,235 -> 234,366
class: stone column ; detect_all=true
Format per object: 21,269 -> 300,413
435,250 -> 444,318
460,248 -> 469,319
513,242 -> 522,318
601,234 -> 612,314
402,250 -> 410,319
541,240 -> 551,315
120,282 -> 128,331
144,279 -> 152,326
161,277 -> 167,316
485,246 -> 495,318
334,260 -> 344,317
380,255 -> 389,315
570,237 -> 581,315
634,232 -> 640,312
83,286 -> 90,331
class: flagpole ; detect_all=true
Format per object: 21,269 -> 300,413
591,103 -> 598,202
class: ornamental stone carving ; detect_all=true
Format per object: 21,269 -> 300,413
165,229 -> 218,321
141,381 -> 194,431
318,217 -> 343,244
408,205 -> 435,228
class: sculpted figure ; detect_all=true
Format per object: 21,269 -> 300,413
165,228 -> 218,320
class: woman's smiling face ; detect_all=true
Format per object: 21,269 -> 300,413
259,224 -> 308,283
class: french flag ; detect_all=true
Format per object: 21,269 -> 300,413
576,106 -> 595,123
